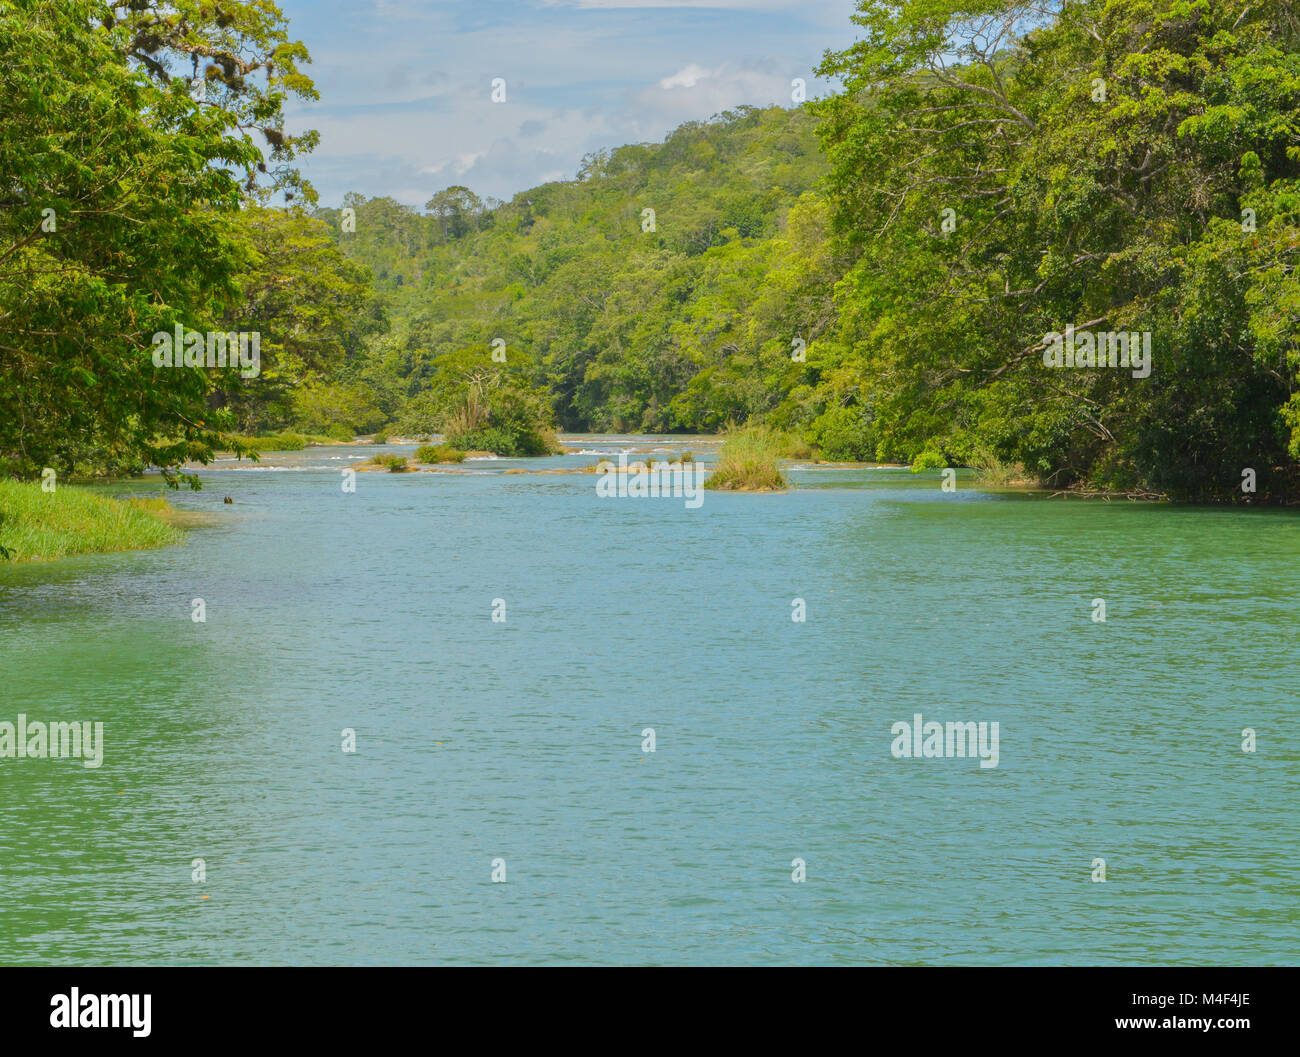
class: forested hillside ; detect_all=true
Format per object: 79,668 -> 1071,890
313,104 -> 838,437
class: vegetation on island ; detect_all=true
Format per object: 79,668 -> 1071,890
370,454 -> 410,472
415,444 -> 466,464
704,425 -> 791,492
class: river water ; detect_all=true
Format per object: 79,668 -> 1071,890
1,436 -> 1297,964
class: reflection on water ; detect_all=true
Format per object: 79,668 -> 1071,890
1,438 -> 1297,965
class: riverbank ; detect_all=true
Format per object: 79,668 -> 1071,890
0,480 -> 186,563
220,432 -> 356,453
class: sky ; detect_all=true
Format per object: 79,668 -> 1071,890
277,0 -> 863,209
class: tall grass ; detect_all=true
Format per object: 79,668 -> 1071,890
0,480 -> 184,562
968,448 -> 1036,487
704,423 -> 790,491
769,430 -> 814,460
443,389 -> 488,441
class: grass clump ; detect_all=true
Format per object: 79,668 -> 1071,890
372,454 -> 409,472
0,480 -> 184,562
968,448 -> 1035,488
415,443 -> 466,464
704,424 -> 789,491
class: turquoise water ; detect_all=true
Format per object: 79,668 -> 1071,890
1,437 -> 1297,965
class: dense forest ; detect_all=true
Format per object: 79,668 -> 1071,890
314,104 -> 835,444
2,0 -> 1299,501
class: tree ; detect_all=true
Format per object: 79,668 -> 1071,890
814,0 -> 1300,499
110,0 -> 320,204
217,207 -> 386,433
0,0 -> 261,483
425,186 -> 485,242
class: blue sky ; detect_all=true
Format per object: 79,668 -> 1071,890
278,0 -> 862,208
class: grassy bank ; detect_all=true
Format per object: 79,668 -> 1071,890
0,480 -> 185,563
705,424 -> 790,491
242,433 -> 315,452
221,432 -> 349,453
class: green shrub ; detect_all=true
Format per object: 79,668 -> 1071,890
415,443 -> 466,463
773,431 -> 815,460
969,448 -> 1034,487
446,425 -> 561,457
808,406 -> 874,461
373,454 -> 409,472
430,370 -> 563,457
326,422 -> 355,442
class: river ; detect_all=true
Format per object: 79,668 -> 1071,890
1,436 -> 1296,964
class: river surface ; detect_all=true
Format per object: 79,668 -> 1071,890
1,436 -> 1297,965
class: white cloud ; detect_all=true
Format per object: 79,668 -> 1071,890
658,63 -> 711,89
638,60 -> 793,125
279,0 -> 853,205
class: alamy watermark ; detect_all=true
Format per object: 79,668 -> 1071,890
595,454 -> 705,509
890,712 -> 999,769
152,324 -> 260,378
1043,328 -> 1151,378
50,989 -> 150,1037
0,714 -> 104,768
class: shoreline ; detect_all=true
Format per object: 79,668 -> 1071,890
0,481 -> 186,564
2,444 -> 1198,566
